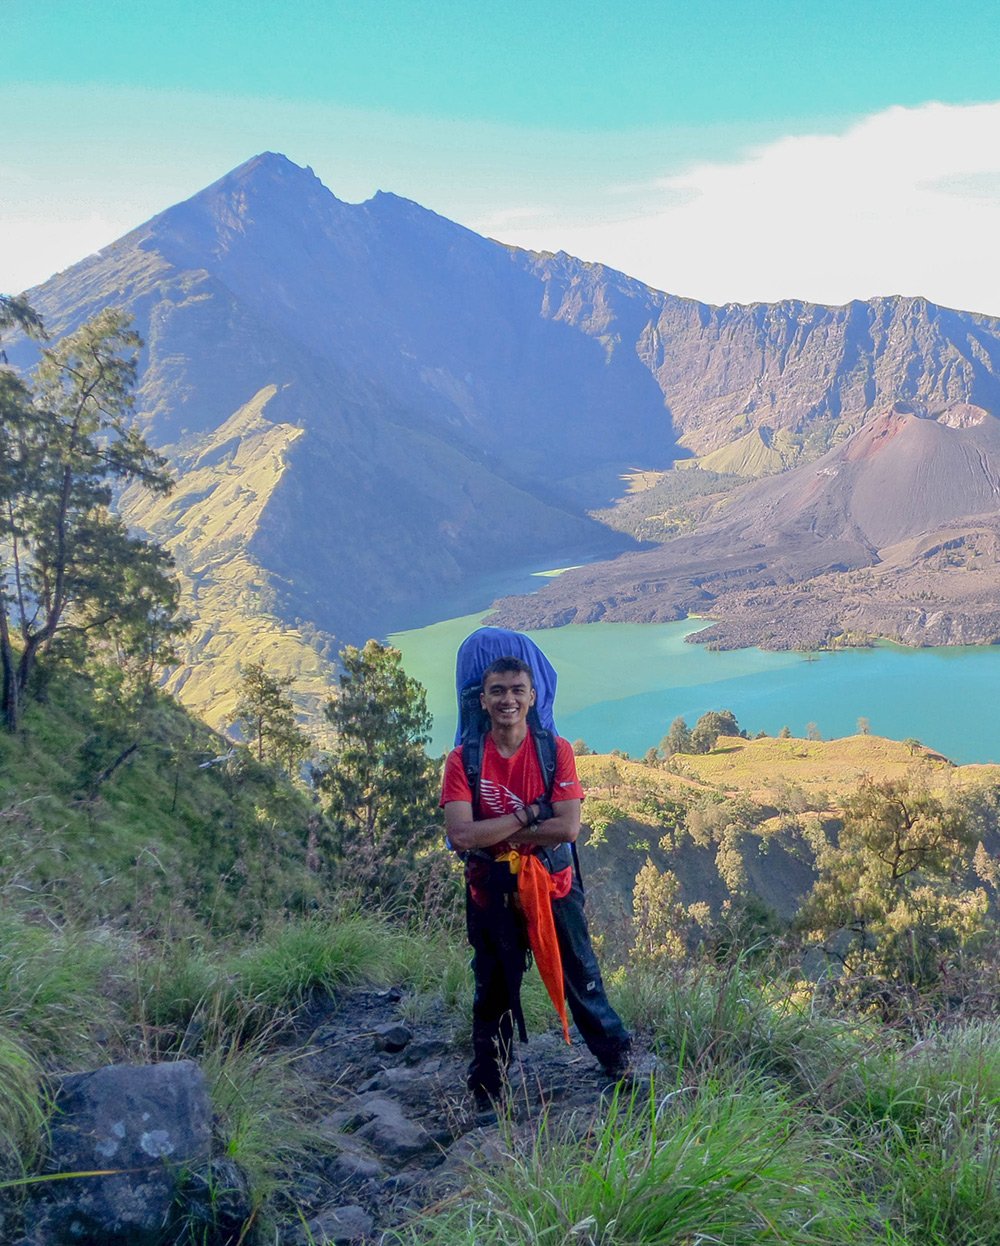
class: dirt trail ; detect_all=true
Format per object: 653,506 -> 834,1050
283,986 -> 635,1243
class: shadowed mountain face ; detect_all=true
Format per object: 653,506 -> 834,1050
15,153 -> 1000,722
31,153 -> 675,491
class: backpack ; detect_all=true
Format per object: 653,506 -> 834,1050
454,627 -> 582,886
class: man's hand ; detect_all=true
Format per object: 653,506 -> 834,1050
508,798 -> 581,848
444,798 -> 581,852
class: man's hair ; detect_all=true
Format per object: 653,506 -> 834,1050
481,656 -> 534,688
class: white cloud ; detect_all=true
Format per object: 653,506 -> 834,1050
482,101 -> 1000,317
0,214 -> 133,294
7,98 -> 1000,319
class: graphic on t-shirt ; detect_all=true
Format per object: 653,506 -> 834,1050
478,778 -> 524,816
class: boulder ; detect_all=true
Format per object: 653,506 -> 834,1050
27,1060 -> 217,1246
352,1095 -> 435,1162
373,1023 -> 411,1053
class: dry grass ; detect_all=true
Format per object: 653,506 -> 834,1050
676,734 -> 961,800
579,735 -> 1000,813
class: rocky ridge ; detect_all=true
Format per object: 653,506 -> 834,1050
10,987 -> 642,1245
283,985 -> 649,1244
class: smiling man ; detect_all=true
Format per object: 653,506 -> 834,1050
442,655 -> 631,1109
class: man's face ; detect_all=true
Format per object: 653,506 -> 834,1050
480,668 -> 536,729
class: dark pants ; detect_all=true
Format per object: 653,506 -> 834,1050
466,878 -> 630,1097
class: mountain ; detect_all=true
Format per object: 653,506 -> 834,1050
16,153 -> 1000,723
491,402 -> 1000,648
17,154 -> 682,725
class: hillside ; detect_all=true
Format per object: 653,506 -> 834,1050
4,667 -> 1000,1243
576,734 -> 1000,936
6,650 -> 995,961
0,665 -> 321,933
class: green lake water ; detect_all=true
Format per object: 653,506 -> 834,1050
390,604 -> 1000,765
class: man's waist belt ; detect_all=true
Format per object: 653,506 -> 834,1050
465,841 -> 572,891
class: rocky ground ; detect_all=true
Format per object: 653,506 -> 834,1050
280,986 -> 639,1244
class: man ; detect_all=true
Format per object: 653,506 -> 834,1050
441,655 -> 631,1107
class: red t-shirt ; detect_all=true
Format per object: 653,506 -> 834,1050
441,733 -> 584,812
441,734 -> 583,899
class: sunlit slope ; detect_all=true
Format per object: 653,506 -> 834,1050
574,735 -> 1000,924
123,386 -> 337,732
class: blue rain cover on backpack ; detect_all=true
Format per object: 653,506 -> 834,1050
454,627 -> 559,745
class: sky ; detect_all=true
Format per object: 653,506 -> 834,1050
4,0 -> 1000,313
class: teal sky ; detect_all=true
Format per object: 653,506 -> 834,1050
9,0 -> 1000,128
5,1 -> 1000,309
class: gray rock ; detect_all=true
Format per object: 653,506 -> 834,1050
358,1066 -> 417,1094
382,1170 -> 420,1193
305,1203 -> 374,1243
326,1148 -> 385,1185
353,1095 -> 434,1162
403,1038 -> 448,1064
27,1060 -> 215,1246
373,1023 -> 411,1053
320,1129 -> 386,1185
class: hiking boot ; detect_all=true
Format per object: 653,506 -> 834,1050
473,1086 -> 496,1111
600,1042 -> 632,1080
471,1084 -> 504,1126
600,1046 -> 658,1091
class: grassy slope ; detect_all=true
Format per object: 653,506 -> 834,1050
3,680 -> 1000,1244
575,736 -> 1000,931
0,668 -> 322,935
122,385 -> 339,740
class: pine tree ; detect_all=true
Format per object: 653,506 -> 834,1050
235,661 -> 310,773
318,640 -> 438,891
0,307 -> 177,731
660,716 -> 692,756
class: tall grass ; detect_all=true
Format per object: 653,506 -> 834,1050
836,1022 -> 1000,1246
611,955 -> 871,1095
228,913 -> 388,1006
201,1020 -> 326,1216
393,1078 -> 872,1245
0,911 -> 122,1063
0,1030 -> 47,1179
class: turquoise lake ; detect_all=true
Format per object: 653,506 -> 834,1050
390,592 -> 1000,764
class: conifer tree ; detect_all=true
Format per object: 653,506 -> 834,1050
661,716 -> 693,756
318,640 -> 438,891
235,661 -> 309,772
0,307 -> 178,731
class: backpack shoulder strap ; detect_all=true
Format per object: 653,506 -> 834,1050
531,720 -> 586,892
529,719 -> 558,802
462,730 -> 485,816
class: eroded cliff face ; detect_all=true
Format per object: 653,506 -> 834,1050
519,258 -> 1000,460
